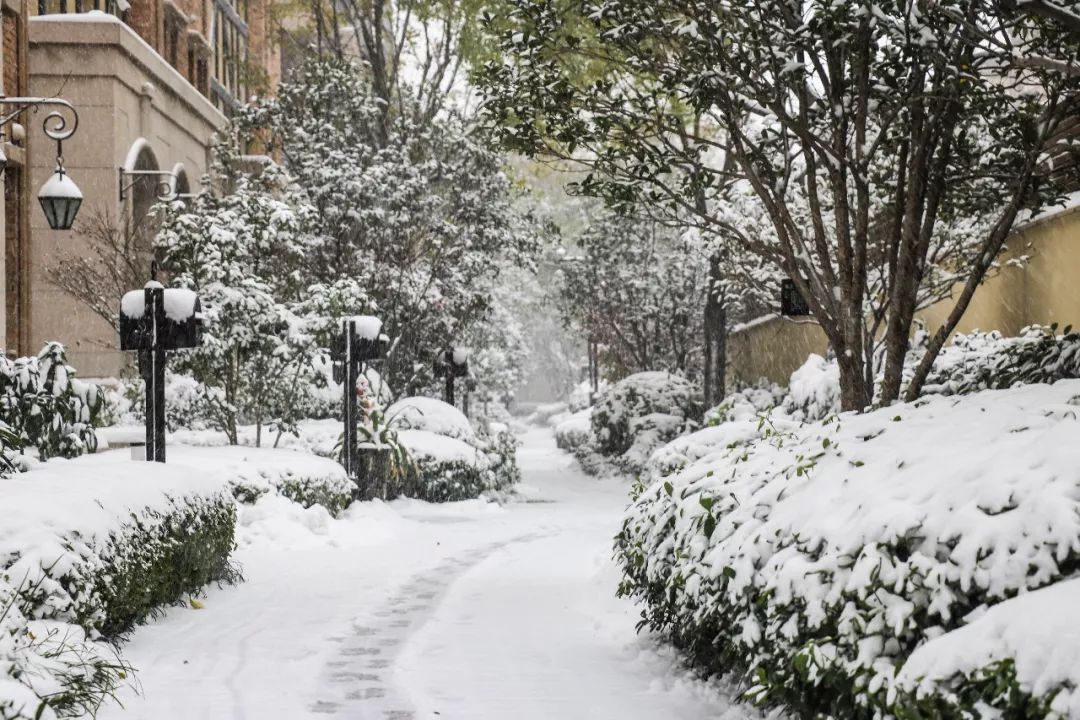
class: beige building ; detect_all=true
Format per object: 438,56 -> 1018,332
8,0 -> 282,375
727,204 -> 1080,388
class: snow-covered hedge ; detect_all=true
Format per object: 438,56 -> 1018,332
388,396 -> 476,440
390,397 -> 520,501
894,577 -> 1080,718
96,430 -> 355,515
704,382 -> 786,426
590,372 -> 702,473
712,325 -> 1080,435
1,458 -> 237,716
168,446 -> 354,517
618,381 -> 1080,719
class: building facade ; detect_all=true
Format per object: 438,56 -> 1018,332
1,0 -> 32,359
5,0 -> 281,375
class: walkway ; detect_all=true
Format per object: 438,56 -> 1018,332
100,429 -> 751,720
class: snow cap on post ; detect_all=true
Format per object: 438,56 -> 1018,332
120,289 -> 146,319
162,288 -> 199,322
349,315 -> 383,341
120,286 -> 198,322
451,347 -> 470,366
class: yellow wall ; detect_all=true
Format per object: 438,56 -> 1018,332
727,205 -> 1080,386
727,317 -> 828,387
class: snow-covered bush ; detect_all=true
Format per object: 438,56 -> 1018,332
705,382 -> 787,426
397,430 -> 489,502
386,396 -> 476,441
166,446 -> 354,517
590,372 -> 702,469
783,353 -> 842,420
1,576 -> 126,720
618,381 -> 1080,719
389,397 -> 519,501
924,324 -> 1080,397
554,408 -> 593,450
118,370 -> 219,432
893,577 -> 1080,719
485,430 -> 521,491
0,343 -> 102,462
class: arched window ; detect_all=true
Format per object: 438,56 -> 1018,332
121,140 -> 162,276
172,164 -> 192,197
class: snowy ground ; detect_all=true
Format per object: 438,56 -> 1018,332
98,428 -> 759,720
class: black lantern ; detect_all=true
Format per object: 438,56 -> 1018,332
0,96 -> 81,228
38,163 -> 82,231
780,278 -> 811,317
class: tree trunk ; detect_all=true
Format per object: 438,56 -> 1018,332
702,252 -> 726,408
836,347 -> 872,412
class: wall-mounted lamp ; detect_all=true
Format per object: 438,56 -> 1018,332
0,94 -> 82,230
118,167 -> 179,204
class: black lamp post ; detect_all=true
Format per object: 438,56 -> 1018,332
118,265 -> 205,463
436,347 -> 470,410
331,315 -> 387,479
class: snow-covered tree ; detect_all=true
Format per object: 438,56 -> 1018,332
477,0 -> 1080,409
235,58 -> 539,397
557,210 -> 777,389
461,274 -> 533,403
155,160 -> 322,446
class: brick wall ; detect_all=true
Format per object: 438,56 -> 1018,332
28,0 -> 281,108
3,0 -> 30,355
2,10 -> 18,95
127,0 -> 162,52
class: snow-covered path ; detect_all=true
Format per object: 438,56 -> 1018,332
100,429 -> 751,720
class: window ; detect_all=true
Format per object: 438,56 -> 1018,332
164,18 -> 180,68
211,0 -> 248,112
38,0 -> 123,15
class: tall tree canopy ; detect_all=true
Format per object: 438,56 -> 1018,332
476,0 -> 1080,409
